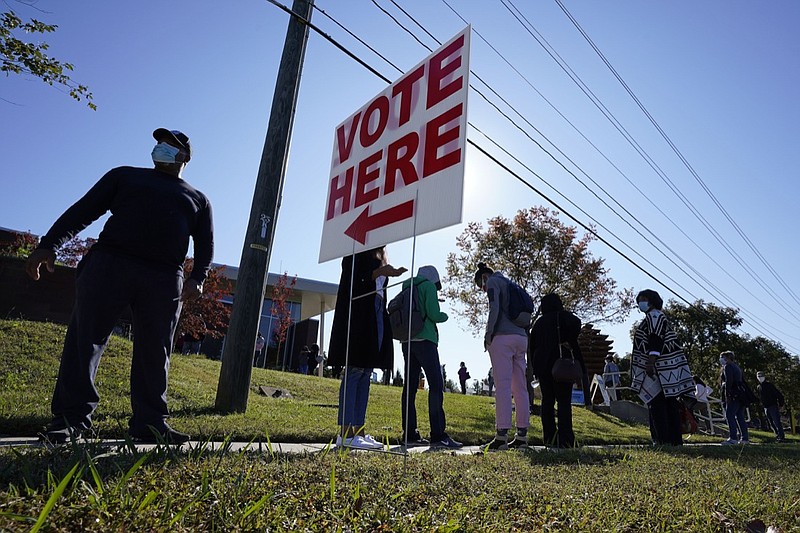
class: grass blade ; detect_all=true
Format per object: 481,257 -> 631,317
30,462 -> 80,533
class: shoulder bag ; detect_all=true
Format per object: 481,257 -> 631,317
551,312 -> 583,384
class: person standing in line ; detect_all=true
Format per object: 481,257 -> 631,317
254,332 -> 266,367
308,343 -> 321,376
630,289 -> 695,447
328,246 -> 406,450
458,362 -> 470,395
297,345 -> 310,375
603,355 -> 621,401
474,263 -> 530,450
529,293 -> 588,448
399,265 -> 462,449
719,351 -> 750,445
756,371 -> 786,442
26,128 -> 213,444
181,320 -> 206,356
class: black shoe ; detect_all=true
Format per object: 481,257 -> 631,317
40,426 -> 83,444
402,434 -> 430,447
507,434 -> 529,449
431,435 -> 463,449
482,436 -> 509,452
130,427 -> 191,445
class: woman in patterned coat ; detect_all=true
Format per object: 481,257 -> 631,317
631,289 -> 695,446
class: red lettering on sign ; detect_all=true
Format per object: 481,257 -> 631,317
360,96 -> 390,148
326,167 -> 354,221
392,65 -> 425,127
355,150 -> 383,208
384,132 -> 420,195
423,103 -> 463,178
427,34 -> 465,109
335,112 -> 361,165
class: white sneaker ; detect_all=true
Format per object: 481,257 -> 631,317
739,439 -> 750,445
362,434 -> 384,449
336,435 -> 383,450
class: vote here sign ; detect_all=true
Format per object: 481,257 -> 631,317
319,26 -> 470,262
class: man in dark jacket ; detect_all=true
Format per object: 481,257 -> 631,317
26,128 -> 213,445
757,371 -> 786,442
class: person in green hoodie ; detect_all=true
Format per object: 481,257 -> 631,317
399,265 -> 463,449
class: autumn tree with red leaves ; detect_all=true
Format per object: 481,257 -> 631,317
270,272 -> 297,370
177,258 -> 232,343
0,232 -> 39,258
444,206 -> 634,335
0,232 -> 95,266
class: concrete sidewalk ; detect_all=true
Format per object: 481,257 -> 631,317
1,436 -> 768,454
0,436 -> 489,455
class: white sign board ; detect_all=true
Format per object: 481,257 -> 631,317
319,26 -> 471,262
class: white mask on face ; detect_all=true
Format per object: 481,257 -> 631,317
757,375 -> 765,383
638,301 -> 650,313
152,142 -> 181,164
719,357 -> 727,366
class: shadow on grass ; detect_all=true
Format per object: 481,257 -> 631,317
0,415 -> 51,437
514,441 -> 800,468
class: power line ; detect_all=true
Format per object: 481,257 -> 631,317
500,0 -> 788,308
552,0 -> 800,307
264,0 -> 800,352
437,0 -> 782,322
365,0 -> 799,347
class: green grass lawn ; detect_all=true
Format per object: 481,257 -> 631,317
0,318 -> 665,446
1,319 -> 799,531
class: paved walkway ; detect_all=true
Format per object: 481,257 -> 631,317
1,436 -> 770,455
0,436 -> 492,455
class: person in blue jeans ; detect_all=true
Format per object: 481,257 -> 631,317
328,247 -> 406,450
719,351 -> 750,445
399,265 -> 462,449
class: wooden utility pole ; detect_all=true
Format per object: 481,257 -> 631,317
215,0 -> 314,413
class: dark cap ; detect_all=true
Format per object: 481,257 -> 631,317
153,128 -> 192,161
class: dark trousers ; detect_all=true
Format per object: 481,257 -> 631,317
648,393 -> 683,445
401,340 -> 447,441
539,377 -> 574,447
765,405 -> 785,439
725,399 -> 749,442
50,251 -> 183,434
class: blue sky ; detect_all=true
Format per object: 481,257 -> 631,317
2,1 -> 799,387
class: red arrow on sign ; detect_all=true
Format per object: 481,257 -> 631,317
344,200 -> 415,244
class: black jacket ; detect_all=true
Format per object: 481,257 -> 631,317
328,252 -> 393,370
758,381 -> 785,408
528,294 -> 586,381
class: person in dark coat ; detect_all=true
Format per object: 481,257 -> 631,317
529,293 -> 589,448
757,371 -> 786,442
26,128 -> 212,445
328,246 -> 406,449
458,362 -> 470,395
308,343 -> 321,376
297,346 -> 310,375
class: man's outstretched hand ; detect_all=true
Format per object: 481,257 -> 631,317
25,249 -> 56,281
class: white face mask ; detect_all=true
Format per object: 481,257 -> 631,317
152,142 -> 181,164
719,357 -> 727,366
757,376 -> 765,383
638,301 -> 650,313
